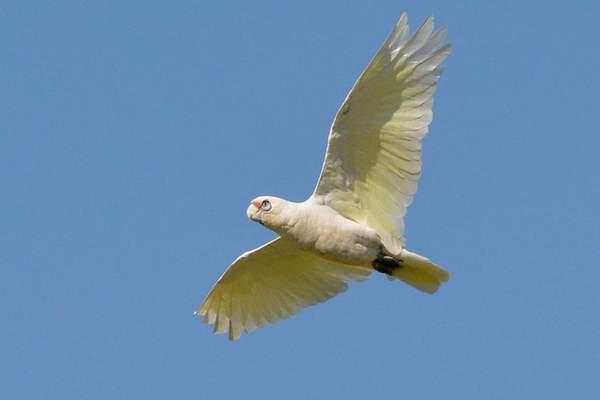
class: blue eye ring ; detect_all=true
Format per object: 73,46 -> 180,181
261,200 -> 272,211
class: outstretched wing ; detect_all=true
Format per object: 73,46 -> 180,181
196,238 -> 371,340
312,14 -> 451,255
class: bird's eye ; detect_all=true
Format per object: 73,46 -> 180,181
261,200 -> 272,211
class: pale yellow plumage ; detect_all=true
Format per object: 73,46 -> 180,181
196,238 -> 370,340
197,13 -> 451,340
313,14 -> 451,255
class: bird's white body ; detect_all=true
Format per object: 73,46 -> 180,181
252,200 -> 381,265
197,13 -> 452,340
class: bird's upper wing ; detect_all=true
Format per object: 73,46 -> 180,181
196,237 -> 371,340
312,14 -> 451,255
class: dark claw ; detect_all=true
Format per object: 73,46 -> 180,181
372,254 -> 402,275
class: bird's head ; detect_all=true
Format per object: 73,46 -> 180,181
246,196 -> 291,232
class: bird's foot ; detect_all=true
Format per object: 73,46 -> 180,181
372,254 -> 402,275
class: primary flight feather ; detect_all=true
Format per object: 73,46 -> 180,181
197,13 -> 451,340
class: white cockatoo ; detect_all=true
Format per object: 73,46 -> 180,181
197,13 -> 451,340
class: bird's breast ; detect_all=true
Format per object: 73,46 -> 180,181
283,205 -> 380,265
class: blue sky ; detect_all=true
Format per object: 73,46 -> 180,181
2,0 -> 599,398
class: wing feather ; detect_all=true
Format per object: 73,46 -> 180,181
196,238 -> 371,340
312,14 -> 450,255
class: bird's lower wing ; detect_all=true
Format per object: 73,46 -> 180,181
195,237 -> 371,340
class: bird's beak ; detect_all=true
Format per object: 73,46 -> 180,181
246,202 -> 263,224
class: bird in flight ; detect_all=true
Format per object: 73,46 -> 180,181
197,13 -> 451,340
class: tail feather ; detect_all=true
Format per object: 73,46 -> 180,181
391,249 -> 449,293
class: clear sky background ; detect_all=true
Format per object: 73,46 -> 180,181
2,0 -> 599,398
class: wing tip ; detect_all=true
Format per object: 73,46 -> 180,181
397,12 -> 408,25
385,13 -> 451,66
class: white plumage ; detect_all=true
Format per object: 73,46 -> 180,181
197,13 -> 451,340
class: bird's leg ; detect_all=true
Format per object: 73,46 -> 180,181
372,252 -> 403,275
